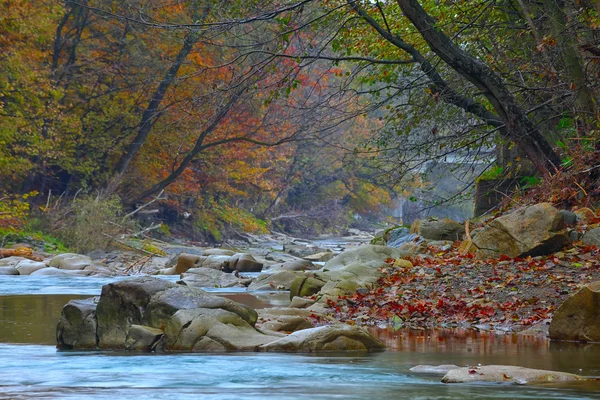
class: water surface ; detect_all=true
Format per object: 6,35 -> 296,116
1,275 -> 600,399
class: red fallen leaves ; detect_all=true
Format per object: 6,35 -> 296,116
326,243 -> 600,331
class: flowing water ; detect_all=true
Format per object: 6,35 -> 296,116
1,275 -> 599,399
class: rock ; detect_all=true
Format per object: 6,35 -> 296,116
518,321 -> 550,337
396,241 -> 426,255
248,271 -> 305,291
203,248 -> 235,256
265,260 -> 317,272
549,281 -> 600,342
175,253 -> 201,274
163,307 -> 276,351
225,253 -> 263,273
199,255 -> 230,270
582,228 -> 600,247
125,325 -> 164,351
260,324 -> 386,352
83,264 -> 116,276
0,266 -> 19,275
95,277 -> 176,349
310,245 -> 410,300
410,365 -> 460,374
180,268 -> 251,288
290,276 -> 326,299
31,267 -> 92,276
290,296 -> 315,309
257,311 -> 314,333
388,233 -> 420,248
471,203 -> 570,258
283,243 -> 326,258
14,260 -> 47,275
441,365 -> 582,384
418,219 -> 464,241
65,276 -> 277,352
0,256 -> 28,267
323,245 -> 407,272
49,253 -> 93,270
303,251 -> 333,262
56,297 -> 99,349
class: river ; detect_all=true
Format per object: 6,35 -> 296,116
0,275 -> 599,399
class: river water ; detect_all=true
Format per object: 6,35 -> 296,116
1,275 -> 599,399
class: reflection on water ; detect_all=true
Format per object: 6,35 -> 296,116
370,328 -> 600,378
0,294 -> 90,345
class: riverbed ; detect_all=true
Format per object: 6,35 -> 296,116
1,275 -> 599,399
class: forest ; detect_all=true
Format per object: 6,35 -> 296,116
1,0 -> 599,242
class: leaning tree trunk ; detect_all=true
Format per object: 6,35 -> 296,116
395,0 -> 562,175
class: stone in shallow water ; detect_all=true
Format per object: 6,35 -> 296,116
125,325 -> 164,351
0,266 -> 19,275
259,324 -> 386,353
57,297 -> 99,350
441,365 -> 582,384
14,260 -> 47,275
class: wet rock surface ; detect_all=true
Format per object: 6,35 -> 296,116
441,365 -> 582,384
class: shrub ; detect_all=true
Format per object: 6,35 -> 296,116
44,194 -> 138,253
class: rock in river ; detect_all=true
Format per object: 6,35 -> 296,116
441,365 -> 582,384
57,276 -> 385,353
260,324 -> 386,353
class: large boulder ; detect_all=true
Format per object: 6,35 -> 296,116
59,277 -> 277,352
199,255 -> 230,270
418,219 -> 464,241
57,297 -> 99,349
471,203 -> 570,258
323,245 -> 406,272
549,281 -> 600,342
175,253 -> 201,274
14,260 -> 47,275
441,365 -> 582,384
313,245 -> 410,300
224,253 -> 263,273
0,256 -> 28,267
49,253 -> 94,270
0,266 -> 19,275
180,268 -> 251,288
290,276 -> 326,299
582,228 -> 600,247
260,324 -> 386,352
95,277 -> 175,349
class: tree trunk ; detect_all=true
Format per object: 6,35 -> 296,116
543,0 -> 596,117
111,33 -> 199,179
395,0 -> 561,174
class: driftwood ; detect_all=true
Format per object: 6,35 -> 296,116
0,247 -> 43,261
